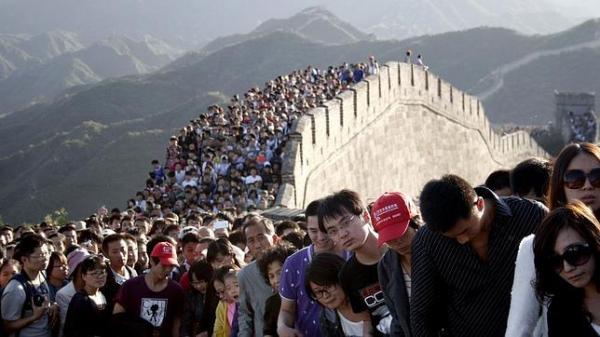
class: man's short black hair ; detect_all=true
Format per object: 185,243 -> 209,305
58,224 -> 76,234
305,199 -> 321,218
484,169 -> 511,193
419,175 -> 477,233
102,233 -> 125,255
281,232 -> 305,250
510,158 -> 551,199
181,232 -> 200,246
317,189 -> 364,232
13,234 -> 46,263
275,221 -> 300,237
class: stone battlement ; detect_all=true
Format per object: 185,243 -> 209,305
277,62 -> 548,208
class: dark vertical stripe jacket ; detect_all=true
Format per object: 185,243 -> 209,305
410,188 -> 548,337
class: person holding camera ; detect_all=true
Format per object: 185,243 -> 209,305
1,234 -> 56,337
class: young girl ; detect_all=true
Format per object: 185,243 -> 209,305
0,259 -> 18,291
213,266 -> 239,337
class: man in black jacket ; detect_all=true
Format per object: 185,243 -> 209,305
101,233 -> 137,312
372,192 -> 420,337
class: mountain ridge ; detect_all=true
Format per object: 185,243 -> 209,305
0,32 -> 182,116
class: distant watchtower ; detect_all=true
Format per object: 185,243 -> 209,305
555,92 -> 597,144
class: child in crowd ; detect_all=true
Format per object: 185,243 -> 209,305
0,259 -> 18,290
257,243 -> 298,337
213,266 -> 240,337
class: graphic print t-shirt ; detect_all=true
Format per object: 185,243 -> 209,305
116,275 -> 185,337
339,254 -> 391,335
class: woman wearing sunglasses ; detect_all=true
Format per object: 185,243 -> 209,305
305,253 -> 373,337
507,142 -> 600,337
63,255 -> 109,337
533,201 -> 600,336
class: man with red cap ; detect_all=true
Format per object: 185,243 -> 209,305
113,240 -> 185,337
372,192 -> 421,337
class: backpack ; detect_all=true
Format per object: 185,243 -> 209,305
0,272 -> 38,337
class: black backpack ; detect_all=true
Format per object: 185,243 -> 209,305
0,272 -> 39,337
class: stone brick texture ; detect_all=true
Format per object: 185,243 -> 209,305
276,62 -> 548,208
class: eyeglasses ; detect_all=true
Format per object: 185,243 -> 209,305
29,252 -> 49,259
312,285 -> 337,300
86,270 -> 107,278
563,169 -> 600,189
327,215 -> 359,236
550,243 -> 593,272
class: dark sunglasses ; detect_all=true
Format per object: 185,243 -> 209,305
563,168 -> 600,189
550,243 -> 593,272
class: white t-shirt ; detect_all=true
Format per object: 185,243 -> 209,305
56,281 -> 77,337
112,267 -> 137,286
1,276 -> 51,337
592,322 -> 600,335
403,269 -> 412,299
338,311 -> 364,337
244,175 -> 263,185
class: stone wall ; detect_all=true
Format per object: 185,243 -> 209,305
277,62 -> 548,208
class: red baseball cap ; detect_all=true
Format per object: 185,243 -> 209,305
150,242 -> 179,267
371,192 -> 414,246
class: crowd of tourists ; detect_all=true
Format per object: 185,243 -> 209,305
4,57 -> 600,337
4,141 -> 600,337
568,110 -> 597,143
130,57 -> 380,220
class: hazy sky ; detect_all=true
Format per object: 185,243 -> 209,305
1,0 -> 599,48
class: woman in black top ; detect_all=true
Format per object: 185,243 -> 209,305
534,201 -> 600,337
181,260 -> 213,337
64,255 -> 110,337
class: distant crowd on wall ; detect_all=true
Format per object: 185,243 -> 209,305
129,56 -> 382,224
568,110 -> 597,143
7,57 -> 600,337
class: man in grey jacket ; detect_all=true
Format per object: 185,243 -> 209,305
237,216 -> 278,337
372,192 -> 420,337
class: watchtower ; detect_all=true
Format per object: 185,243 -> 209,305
555,92 -> 597,143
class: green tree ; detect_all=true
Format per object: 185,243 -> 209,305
43,208 -> 69,228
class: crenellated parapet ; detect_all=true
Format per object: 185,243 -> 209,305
277,62 -> 548,209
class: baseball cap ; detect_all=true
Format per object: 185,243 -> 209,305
371,192 -> 414,246
150,242 -> 179,267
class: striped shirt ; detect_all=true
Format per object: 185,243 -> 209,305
410,187 -> 548,337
